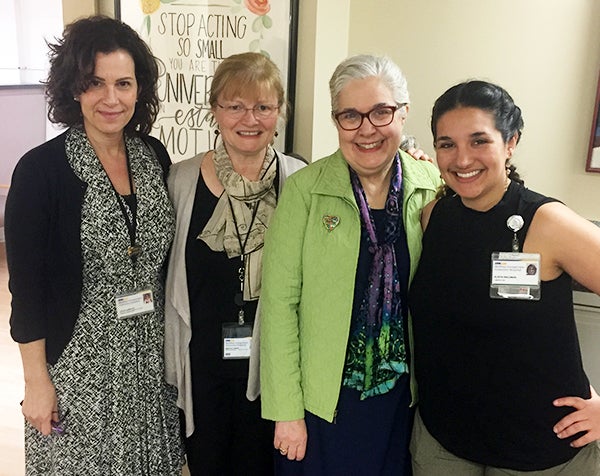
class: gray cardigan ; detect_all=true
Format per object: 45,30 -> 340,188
164,150 -> 306,437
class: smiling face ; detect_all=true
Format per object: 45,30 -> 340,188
79,49 -> 138,141
212,85 -> 279,161
434,107 -> 518,211
335,76 -> 407,179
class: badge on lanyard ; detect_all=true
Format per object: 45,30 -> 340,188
219,192 -> 267,359
115,288 -> 155,318
222,262 -> 253,360
489,215 -> 541,300
222,321 -> 253,359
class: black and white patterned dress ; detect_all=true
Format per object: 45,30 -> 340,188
24,128 -> 183,475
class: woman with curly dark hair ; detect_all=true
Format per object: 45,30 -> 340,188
5,16 -> 183,474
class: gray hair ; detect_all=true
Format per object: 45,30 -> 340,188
329,54 -> 410,112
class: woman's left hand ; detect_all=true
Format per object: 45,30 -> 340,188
553,385 -> 600,447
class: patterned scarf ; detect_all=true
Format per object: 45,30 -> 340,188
344,153 -> 408,398
198,141 -> 277,300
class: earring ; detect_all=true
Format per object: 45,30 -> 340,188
212,129 -> 220,150
274,131 -> 279,138
73,96 -> 80,102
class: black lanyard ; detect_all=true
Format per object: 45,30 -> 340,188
112,152 -> 140,263
228,196 -> 260,325
228,152 -> 277,257
228,152 -> 277,322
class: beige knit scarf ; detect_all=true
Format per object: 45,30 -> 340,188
198,142 -> 277,300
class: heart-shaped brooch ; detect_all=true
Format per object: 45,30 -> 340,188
322,215 -> 340,232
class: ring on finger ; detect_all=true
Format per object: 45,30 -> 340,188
279,447 -> 288,455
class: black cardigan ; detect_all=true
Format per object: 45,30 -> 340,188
6,129 -> 171,364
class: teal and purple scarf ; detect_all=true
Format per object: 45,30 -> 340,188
343,154 -> 408,399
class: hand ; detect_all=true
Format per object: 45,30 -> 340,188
21,378 -> 58,436
553,385 -> 600,447
274,419 -> 308,461
406,147 -> 434,163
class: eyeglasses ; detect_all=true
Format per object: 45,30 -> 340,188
333,104 -> 405,131
216,103 -> 280,119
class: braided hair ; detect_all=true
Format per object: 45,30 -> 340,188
431,80 -> 524,197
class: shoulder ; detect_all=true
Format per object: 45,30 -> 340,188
170,152 -> 206,174
529,200 -> 584,236
517,184 -> 556,206
281,153 -> 347,200
421,199 -> 440,231
138,134 -> 171,175
278,151 -> 308,166
277,150 -> 308,176
12,131 -> 71,183
527,201 -> 600,288
290,151 -> 342,178
141,134 -> 168,156
17,131 -> 68,166
167,152 -> 205,189
399,150 -> 442,189
512,183 -> 559,225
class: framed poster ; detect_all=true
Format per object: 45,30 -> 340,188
116,0 -> 298,162
586,72 -> 600,173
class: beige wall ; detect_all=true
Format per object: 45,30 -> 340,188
61,0 -> 115,22
98,0 -> 115,17
60,0 -> 600,219
62,0 -> 96,24
344,0 -> 600,219
292,0 -> 351,162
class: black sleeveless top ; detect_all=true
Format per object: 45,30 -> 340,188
409,182 -> 590,470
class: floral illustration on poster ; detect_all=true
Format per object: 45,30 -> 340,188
119,0 -> 295,162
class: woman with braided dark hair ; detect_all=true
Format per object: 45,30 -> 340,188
409,80 -> 600,475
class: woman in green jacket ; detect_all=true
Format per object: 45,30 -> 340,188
259,54 -> 440,475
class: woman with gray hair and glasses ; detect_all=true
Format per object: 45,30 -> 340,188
259,54 -> 441,475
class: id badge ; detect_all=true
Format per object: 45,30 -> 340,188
222,323 -> 253,359
490,252 -> 541,300
115,288 -> 155,319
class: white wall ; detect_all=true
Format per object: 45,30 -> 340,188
292,0 -> 351,162
0,87 -> 47,189
0,0 -> 63,85
344,0 -> 600,220
0,0 -> 63,189
24,0 -> 600,222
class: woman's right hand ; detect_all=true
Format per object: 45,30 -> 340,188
274,419 -> 308,461
22,377 -> 58,436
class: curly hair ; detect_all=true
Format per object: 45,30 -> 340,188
44,15 -> 159,135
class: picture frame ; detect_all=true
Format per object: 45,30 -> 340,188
116,0 -> 299,162
586,72 -> 600,173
